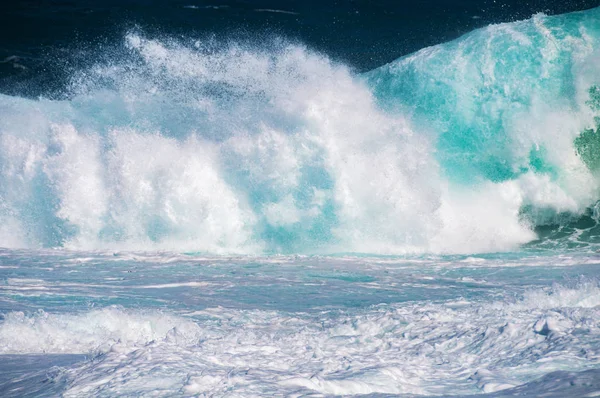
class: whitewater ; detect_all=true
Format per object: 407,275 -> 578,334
1,6 -> 600,397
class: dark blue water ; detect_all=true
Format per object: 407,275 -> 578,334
1,0 -> 599,96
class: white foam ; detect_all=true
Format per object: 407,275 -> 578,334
1,280 -> 599,396
519,280 -> 600,309
0,307 -> 201,354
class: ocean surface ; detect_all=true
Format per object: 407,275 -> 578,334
1,1 -> 600,396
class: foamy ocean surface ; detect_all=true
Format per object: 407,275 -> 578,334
2,1 -> 600,396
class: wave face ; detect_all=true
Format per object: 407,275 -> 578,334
1,8 -> 599,254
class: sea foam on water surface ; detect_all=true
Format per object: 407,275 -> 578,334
0,278 -> 598,396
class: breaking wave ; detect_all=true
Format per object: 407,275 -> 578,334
1,7 -> 600,254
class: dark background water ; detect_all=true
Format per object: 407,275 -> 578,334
1,0 -> 599,94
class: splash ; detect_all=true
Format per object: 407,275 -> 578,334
1,8 -> 600,254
